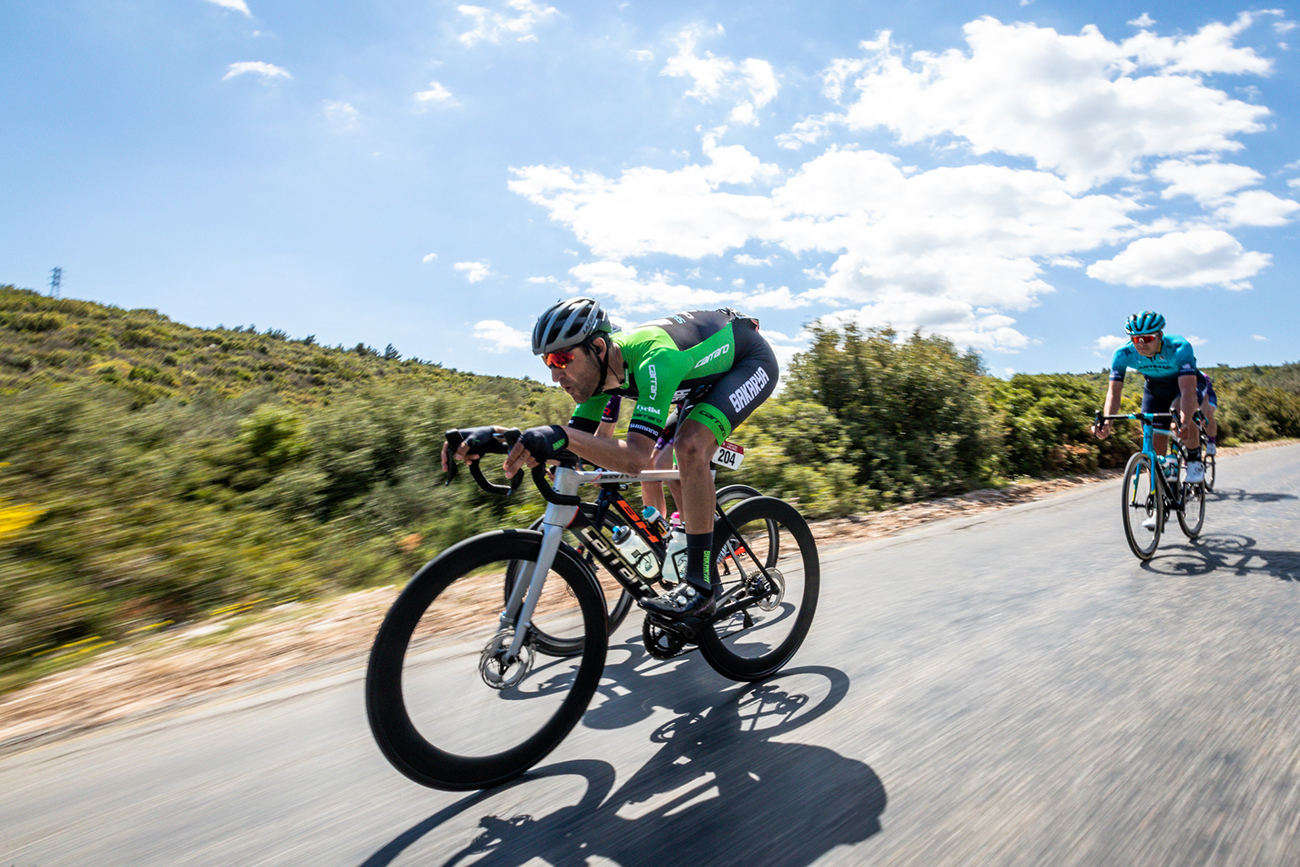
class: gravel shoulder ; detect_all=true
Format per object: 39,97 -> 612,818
2,441 -> 1286,756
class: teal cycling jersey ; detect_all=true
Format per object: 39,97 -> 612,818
1109,333 -> 1199,383
570,310 -> 755,441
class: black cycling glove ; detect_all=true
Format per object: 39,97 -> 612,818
519,424 -> 570,463
456,426 -> 503,459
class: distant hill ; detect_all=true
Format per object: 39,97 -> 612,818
0,284 -> 546,407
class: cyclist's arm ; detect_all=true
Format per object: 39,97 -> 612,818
1095,380 -> 1124,438
503,426 -> 655,476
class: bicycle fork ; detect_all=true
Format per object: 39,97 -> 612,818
484,492 -> 579,689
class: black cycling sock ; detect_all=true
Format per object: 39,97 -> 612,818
684,532 -> 714,591
1187,448 -> 1202,462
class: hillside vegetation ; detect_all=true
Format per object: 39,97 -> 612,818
3,284 -> 1298,689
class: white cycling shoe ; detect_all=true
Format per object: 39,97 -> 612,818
1206,442 -> 1217,456
1142,515 -> 1158,531
1184,461 -> 1206,484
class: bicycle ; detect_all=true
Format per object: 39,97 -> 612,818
365,428 -> 819,791
1096,410 -> 1208,561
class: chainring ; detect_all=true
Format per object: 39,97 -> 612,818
642,615 -> 691,660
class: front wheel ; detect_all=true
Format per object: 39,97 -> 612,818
366,531 -> 608,791
1121,452 -> 1162,561
697,497 -> 819,681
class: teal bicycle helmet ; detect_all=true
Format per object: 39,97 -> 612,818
1124,310 -> 1166,335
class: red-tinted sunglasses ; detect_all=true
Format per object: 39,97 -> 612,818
1131,333 -> 1159,345
543,348 -> 578,369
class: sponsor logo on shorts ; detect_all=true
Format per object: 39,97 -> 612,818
648,364 -> 659,400
637,404 -> 663,417
728,367 -> 770,412
693,344 -> 730,369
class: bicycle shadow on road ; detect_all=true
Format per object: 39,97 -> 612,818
1143,532 -> 1300,582
360,655 -> 886,867
1207,486 -> 1298,504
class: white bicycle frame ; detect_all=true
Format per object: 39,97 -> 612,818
500,466 -> 684,661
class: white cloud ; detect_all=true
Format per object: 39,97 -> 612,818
415,81 -> 457,106
1095,334 -> 1128,351
1129,13 -> 1156,28
1252,334 -> 1268,341
323,100 -> 359,129
735,254 -> 777,266
474,320 -> 530,351
800,17 -> 1272,190
662,25 -> 779,128
1213,189 -> 1300,227
223,61 -> 291,81
205,0 -> 251,15
527,275 -> 557,283
1087,229 -> 1270,289
632,49 -> 654,62
422,253 -> 438,263
1152,158 -> 1261,204
509,136 -> 782,260
458,0 -> 558,47
455,261 -> 493,282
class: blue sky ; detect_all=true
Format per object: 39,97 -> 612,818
3,1 -> 1298,383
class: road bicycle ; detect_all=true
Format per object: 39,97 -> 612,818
365,428 -> 820,791
1096,410 -> 1208,561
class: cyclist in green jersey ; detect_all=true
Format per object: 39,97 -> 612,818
494,297 -> 780,618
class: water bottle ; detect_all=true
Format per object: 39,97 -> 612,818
641,506 -> 669,538
662,533 -> 689,586
611,525 -> 660,579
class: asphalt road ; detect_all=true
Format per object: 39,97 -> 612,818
3,444 -> 1299,867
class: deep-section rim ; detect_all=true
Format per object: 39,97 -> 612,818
365,530 -> 608,791
698,496 -> 819,681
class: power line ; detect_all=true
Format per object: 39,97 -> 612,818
49,267 -> 62,298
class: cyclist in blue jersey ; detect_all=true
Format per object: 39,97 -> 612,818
1093,310 -> 1209,486
488,297 -> 778,619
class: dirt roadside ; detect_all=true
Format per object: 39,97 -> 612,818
1,441 -> 1287,755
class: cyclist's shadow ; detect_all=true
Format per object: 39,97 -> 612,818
1145,531 -> 1300,582
362,648 -> 886,867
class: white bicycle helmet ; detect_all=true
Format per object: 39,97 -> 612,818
532,297 -> 613,355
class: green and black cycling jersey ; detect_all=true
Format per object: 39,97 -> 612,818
569,309 -> 776,444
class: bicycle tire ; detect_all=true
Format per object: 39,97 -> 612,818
508,513 -> 635,657
366,531 -> 608,791
1121,452 -> 1162,561
697,496 -> 819,681
1177,479 -> 1206,539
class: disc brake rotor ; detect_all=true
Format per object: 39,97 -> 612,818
752,567 -> 785,611
479,628 -> 535,690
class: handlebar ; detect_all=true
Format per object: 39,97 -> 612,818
444,427 -> 583,504
444,427 -> 524,495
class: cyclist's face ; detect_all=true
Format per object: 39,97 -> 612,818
1132,332 -> 1162,357
549,342 -> 600,402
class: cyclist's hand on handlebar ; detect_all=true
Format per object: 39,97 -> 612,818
1091,420 -> 1112,439
504,425 -> 569,478
442,425 -> 510,472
